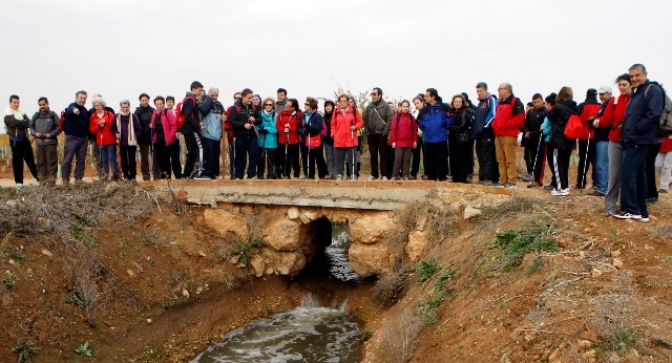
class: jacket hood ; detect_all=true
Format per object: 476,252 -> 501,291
558,100 -> 579,113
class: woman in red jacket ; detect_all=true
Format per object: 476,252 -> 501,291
389,100 -> 417,180
594,74 -> 631,216
150,96 -> 177,179
89,96 -> 118,181
332,94 -> 363,180
275,98 -> 302,179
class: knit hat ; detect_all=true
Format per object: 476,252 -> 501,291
586,88 -> 598,99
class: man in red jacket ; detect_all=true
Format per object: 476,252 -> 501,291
492,83 -> 525,188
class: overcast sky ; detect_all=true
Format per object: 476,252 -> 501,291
1,0 -> 671,127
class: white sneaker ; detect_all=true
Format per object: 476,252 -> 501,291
382,176 -> 389,181
336,175 -> 343,181
366,176 -> 378,181
551,188 -> 570,196
614,212 -> 642,220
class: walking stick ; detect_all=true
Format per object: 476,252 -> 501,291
351,127 -> 356,180
285,130 -> 289,179
529,133 -> 543,187
307,131 -> 312,179
581,130 -> 591,194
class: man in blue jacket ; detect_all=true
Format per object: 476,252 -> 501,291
418,88 -> 454,181
473,82 -> 499,185
61,91 -> 90,186
615,64 -> 664,222
200,88 -> 225,179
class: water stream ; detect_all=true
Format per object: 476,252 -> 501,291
190,224 -> 364,362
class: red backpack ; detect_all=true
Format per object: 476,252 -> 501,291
175,96 -> 196,129
564,114 -> 583,139
58,108 -> 67,132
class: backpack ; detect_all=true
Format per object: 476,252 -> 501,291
645,83 -> 672,135
564,114 -> 583,139
58,108 -> 67,132
175,95 -> 196,129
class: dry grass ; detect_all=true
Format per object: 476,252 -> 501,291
650,223 -> 672,239
393,199 -> 461,244
372,271 -> 410,308
378,308 -> 422,363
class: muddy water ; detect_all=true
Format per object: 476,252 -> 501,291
325,224 -> 362,284
190,296 -> 362,363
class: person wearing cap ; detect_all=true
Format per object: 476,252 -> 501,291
575,89 -> 602,190
586,86 -> 614,196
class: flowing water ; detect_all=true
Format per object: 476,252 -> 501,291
190,296 -> 362,363
190,224 -> 364,362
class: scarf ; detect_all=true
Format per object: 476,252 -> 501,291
4,107 -> 24,120
117,113 -> 137,146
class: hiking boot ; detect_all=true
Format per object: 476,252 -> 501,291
543,185 -> 556,190
638,216 -> 651,223
521,173 -> 532,182
588,191 -> 605,197
504,182 -> 517,189
75,179 -> 84,186
478,180 -> 494,186
62,178 -> 70,186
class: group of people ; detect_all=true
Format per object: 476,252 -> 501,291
3,64 -> 670,221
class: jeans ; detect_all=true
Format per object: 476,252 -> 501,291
62,134 -> 88,181
593,140 -> 609,194
495,135 -> 518,184
324,143 -> 337,177
100,144 -> 118,177
10,138 -> 38,184
605,142 -> 622,214
655,151 -> 672,191
335,147 -> 356,177
234,136 -> 259,179
202,137 -> 221,178
620,145 -> 652,217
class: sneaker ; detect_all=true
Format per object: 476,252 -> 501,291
479,180 -> 494,186
504,182 -> 517,189
194,173 -> 211,180
403,176 -> 410,181
248,176 -> 258,180
521,173 -> 532,182
638,216 -> 650,223
543,185 -> 556,191
16,183 -> 24,190
551,188 -> 570,196
336,175 -> 343,181
647,197 -> 658,204
495,183 -> 505,188
366,176 -> 378,181
587,191 -> 605,197
613,212 -> 642,220
527,184 -> 541,188
409,175 -> 417,180
605,211 -> 616,218
382,176 -> 389,181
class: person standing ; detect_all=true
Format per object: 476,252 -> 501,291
300,97 -> 328,179
548,87 -> 578,196
150,96 -> 178,179
522,94 -> 547,184
30,97 -> 60,186
181,81 -> 207,179
363,87 -> 394,180
615,64 -> 664,222
491,83 -> 525,188
473,83 -> 499,185
275,88 -> 288,112
575,89 -> 602,189
165,96 -> 182,179
539,93 -> 557,190
655,134 -> 672,194
200,88 -> 224,179
4,95 -> 38,189
448,95 -> 474,183
587,86 -> 614,196
61,91 -> 90,186
596,74 -> 632,216
275,98 -> 302,179
257,97 -> 278,179
114,100 -> 142,182
410,95 -> 425,180
389,100 -> 418,180
229,88 -> 262,179
322,100 -> 337,179
88,96 -> 118,181
134,93 -> 155,181
417,88 -> 455,181
332,94 -> 364,180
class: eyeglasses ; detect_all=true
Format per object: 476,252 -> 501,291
235,97 -> 242,100
264,103 -> 273,107
304,103 -> 310,106
497,88 -> 506,91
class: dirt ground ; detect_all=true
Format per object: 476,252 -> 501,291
1,146 -> 671,363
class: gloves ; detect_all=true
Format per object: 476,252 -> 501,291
258,128 -> 268,134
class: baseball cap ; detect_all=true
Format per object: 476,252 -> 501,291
598,86 -> 612,94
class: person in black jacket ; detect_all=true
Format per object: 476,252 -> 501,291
134,93 -> 155,181
181,81 -> 208,179
229,88 -> 262,179
522,93 -> 547,185
300,97 -> 328,179
3,95 -> 38,189
61,90 -> 90,186
448,94 -> 474,183
547,87 -> 578,196
322,100 -> 336,179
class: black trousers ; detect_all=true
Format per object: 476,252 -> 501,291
367,134 -> 391,178
524,135 -> 542,174
120,145 -> 137,180
647,143 -> 661,199
449,139 -> 471,183
183,132 -> 204,178
154,139 -> 171,178
411,138 -> 424,177
169,140 -> 182,179
576,139 -> 596,189
302,144 -> 328,178
10,139 -> 38,184
546,144 -> 557,188
257,147 -> 277,178
476,136 -> 499,182
553,148 -> 572,190
276,143 -> 300,178
424,141 -> 448,181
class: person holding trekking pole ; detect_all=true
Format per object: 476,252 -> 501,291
300,97 -> 327,179
257,97 -> 278,179
331,94 -> 363,181
275,98 -> 302,179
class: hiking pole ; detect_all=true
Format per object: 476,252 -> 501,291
150,128 -> 154,179
581,130 -> 591,194
529,133 -> 543,187
285,129 -> 289,179
351,127 -> 356,180
307,131 -> 312,179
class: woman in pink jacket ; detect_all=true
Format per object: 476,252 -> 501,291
150,96 -> 177,179
389,100 -> 418,180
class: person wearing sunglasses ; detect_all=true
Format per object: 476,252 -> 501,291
300,97 -> 328,179
275,98 -> 302,179
257,98 -> 278,179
